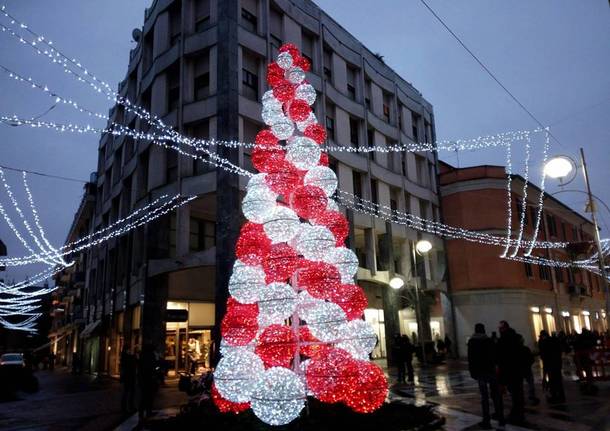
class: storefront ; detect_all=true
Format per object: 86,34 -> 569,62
364,308 -> 386,358
164,301 -> 214,375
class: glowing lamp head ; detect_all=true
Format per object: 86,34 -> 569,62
544,156 -> 574,179
389,277 -> 405,290
415,239 -> 433,254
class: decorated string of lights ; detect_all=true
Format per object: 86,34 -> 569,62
213,45 -> 387,425
508,134 -> 531,258
499,139 -> 514,258
524,130 -> 550,256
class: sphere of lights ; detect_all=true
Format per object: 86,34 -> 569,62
287,99 -> 311,122
212,383 -> 250,414
242,189 -> 277,224
295,225 -> 336,261
252,142 -> 285,173
219,339 -> 255,356
326,198 -> 339,212
267,62 -> 286,87
416,239 -> 433,254
250,367 -> 306,426
336,319 -> 378,360
324,246 -> 359,283
544,155 -> 575,179
221,298 -> 259,346
305,348 -> 357,403
262,243 -> 299,282
304,123 -> 327,144
299,325 -> 332,359
295,83 -> 317,106
290,185 -> 327,220
273,82 -> 296,103
261,90 -> 283,111
286,67 -> 306,85
304,166 -> 337,197
257,282 -> 297,327
214,349 -> 265,403
296,112 -> 317,133
228,260 -> 266,304
270,115 -> 295,140
236,222 -> 271,265
329,284 -> 368,320
262,105 -> 286,126
262,206 -> 301,244
264,160 -> 301,195
343,361 -> 388,413
285,136 -> 321,170
276,51 -> 293,70
312,210 -> 349,246
297,260 -> 341,299
301,300 -> 347,342
255,324 -> 297,368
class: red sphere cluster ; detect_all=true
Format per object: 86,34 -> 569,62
290,185 -> 327,219
329,284 -> 368,320
235,222 -> 271,265
263,243 -> 299,283
221,298 -> 258,346
313,210 -> 349,246
297,260 -> 341,299
255,324 -> 297,368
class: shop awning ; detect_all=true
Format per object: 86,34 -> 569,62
79,320 -> 101,338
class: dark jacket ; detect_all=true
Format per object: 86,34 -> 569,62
539,336 -> 562,370
467,333 -> 496,379
497,328 -> 523,382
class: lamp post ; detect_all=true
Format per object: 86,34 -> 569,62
392,239 -> 433,365
545,148 -> 610,331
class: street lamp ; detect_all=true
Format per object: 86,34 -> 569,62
415,239 -> 433,254
389,276 -> 405,290
412,239 -> 432,365
544,148 -> 610,330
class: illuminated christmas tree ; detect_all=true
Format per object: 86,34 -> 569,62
213,44 -> 388,426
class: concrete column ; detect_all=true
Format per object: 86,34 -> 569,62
212,0 -> 240,366
382,221 -> 400,367
141,274 -> 168,356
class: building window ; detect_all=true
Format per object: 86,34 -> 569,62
323,48 -> 332,81
167,64 -> 180,113
376,233 -> 389,271
370,179 -> 379,214
190,218 -> 215,252
301,30 -> 316,70
353,171 -> 363,199
270,35 -> 282,59
169,2 -> 182,46
166,148 -> 178,183
415,155 -> 427,186
555,266 -> 564,283
349,117 -> 359,147
546,214 -> 557,237
398,103 -> 403,132
524,262 -> 533,278
325,101 -> 335,141
241,6 -> 258,33
354,228 -> 367,269
411,112 -> 420,141
346,65 -> 357,101
401,152 -> 407,177
194,0 -> 211,32
194,53 -> 210,100
190,120 -> 211,175
539,264 -> 551,281
142,31 -> 154,72
364,78 -> 371,110
382,92 -> 392,123
241,50 -> 259,101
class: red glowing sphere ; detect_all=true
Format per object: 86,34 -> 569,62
279,43 -> 300,60
267,62 -> 286,87
299,326 -> 332,359
319,152 -> 329,167
297,260 -> 341,299
211,383 -> 250,414
263,243 -> 299,282
273,82 -> 296,103
290,185 -> 327,220
235,222 -> 271,265
329,284 -> 368,320
343,361 -> 388,413
255,129 -> 279,146
304,124 -> 327,145
255,324 -> 297,368
305,348 -> 358,403
220,298 -> 259,346
293,55 -> 311,72
288,99 -> 311,122
313,210 -> 349,246
264,160 -> 302,196
252,142 -> 285,173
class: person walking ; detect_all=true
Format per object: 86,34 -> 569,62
392,334 -> 406,383
538,330 -> 565,403
120,347 -> 137,416
137,344 -> 159,426
444,335 -> 453,358
401,334 -> 415,383
467,323 -> 504,430
497,321 -> 525,425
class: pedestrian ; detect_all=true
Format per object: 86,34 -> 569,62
444,334 -> 453,358
435,335 -> 446,355
573,328 -> 597,394
538,330 -> 565,403
137,344 -> 159,426
48,352 -> 55,371
467,323 -> 504,430
497,320 -> 525,425
401,334 -> 415,383
490,331 -> 498,344
120,347 -> 137,415
518,334 -> 539,405
392,334 -> 406,383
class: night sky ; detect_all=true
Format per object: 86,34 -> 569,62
0,0 -> 608,284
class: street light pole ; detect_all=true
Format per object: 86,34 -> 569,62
579,147 -> 610,331
411,241 -> 426,366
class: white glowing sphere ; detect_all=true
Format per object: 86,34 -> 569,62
326,198 -> 339,212
295,112 -> 317,132
262,105 -> 285,126
415,239 -> 433,254
257,282 -> 297,327
336,319 -> 378,360
295,225 -> 336,261
219,339 -> 255,356
276,51 -> 293,70
286,67 -> 306,84
262,206 -> 301,244
228,260 -> 266,303
251,367 -> 306,426
302,301 -> 347,342
295,83 -> 317,106
323,247 -> 359,283
271,116 -> 295,140
262,90 -> 283,111
303,166 -> 337,197
214,349 -> 265,403
247,173 -> 273,194
242,188 -> 276,224
285,136 -> 321,171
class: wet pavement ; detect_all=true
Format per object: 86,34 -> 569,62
0,369 -> 187,431
387,360 -> 610,431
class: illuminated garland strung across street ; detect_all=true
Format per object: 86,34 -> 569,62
524,130 -> 550,256
213,45 -> 387,425
508,134 -> 531,258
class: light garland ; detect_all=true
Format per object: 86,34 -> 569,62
508,134 -> 531,258
214,45 -> 387,425
499,139 -> 514,258
524,129 -> 550,256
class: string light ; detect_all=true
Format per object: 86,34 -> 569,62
500,139 -> 514,258
524,129 -> 550,256
509,134 -> 531,258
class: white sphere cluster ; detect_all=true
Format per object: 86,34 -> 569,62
295,225 -> 336,261
228,260 -> 266,304
251,367 -> 306,426
257,282 -> 297,327
285,136 -> 321,170
300,300 -> 347,342
215,350 -> 265,403
336,319 -> 378,360
304,166 -> 338,197
262,205 -> 301,244
323,246 -> 359,283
